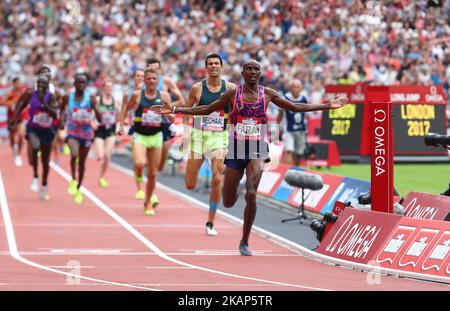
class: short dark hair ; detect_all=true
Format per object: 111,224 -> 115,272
146,58 -> 161,67
38,65 -> 51,74
205,53 -> 223,67
12,77 -> 19,83
74,72 -> 88,80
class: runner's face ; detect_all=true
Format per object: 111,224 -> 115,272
74,76 -> 87,91
37,79 -> 49,94
206,58 -> 222,78
13,80 -> 21,90
104,82 -> 113,96
134,71 -> 144,86
39,69 -> 51,81
242,64 -> 261,84
145,72 -> 158,90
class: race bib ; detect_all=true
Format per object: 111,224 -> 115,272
32,111 -> 53,128
141,108 -> 161,127
200,111 -> 225,132
72,107 -> 92,124
102,110 -> 116,126
235,117 -> 262,140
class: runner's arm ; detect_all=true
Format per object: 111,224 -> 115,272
268,88 -> 348,112
174,88 -> 234,115
118,91 -> 139,131
9,90 -> 32,125
41,93 -> 58,119
91,95 -> 102,122
59,95 -> 69,129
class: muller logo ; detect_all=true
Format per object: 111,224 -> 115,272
422,231 -> 450,274
376,225 -> 416,264
398,228 -> 440,268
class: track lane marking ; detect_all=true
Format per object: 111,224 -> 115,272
0,170 -> 159,291
51,161 -> 333,291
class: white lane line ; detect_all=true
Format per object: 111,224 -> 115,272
0,251 -> 298,256
0,171 -> 159,291
52,162 -> 333,291
113,165 -> 450,286
2,223 -> 228,228
145,266 -> 194,270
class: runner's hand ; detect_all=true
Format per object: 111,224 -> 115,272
7,120 -> 17,132
151,101 -> 172,114
329,94 -> 348,109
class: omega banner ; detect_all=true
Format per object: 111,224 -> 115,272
371,102 -> 394,214
321,84 -> 448,157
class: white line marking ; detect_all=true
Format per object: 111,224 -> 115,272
52,162 -> 333,291
111,161 -> 450,285
2,223 -> 224,228
0,171 -> 159,291
145,266 -> 194,270
0,251 -> 297,257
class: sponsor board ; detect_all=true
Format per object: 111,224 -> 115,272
317,208 -> 401,263
375,217 -> 450,277
257,164 -> 290,197
402,191 -> 450,221
320,177 -> 370,214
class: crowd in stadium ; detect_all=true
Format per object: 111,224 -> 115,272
0,0 -> 449,107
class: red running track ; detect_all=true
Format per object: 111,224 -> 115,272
0,144 -> 448,291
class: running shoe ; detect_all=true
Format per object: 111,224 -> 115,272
135,190 -> 145,200
68,180 -> 77,195
239,240 -> 252,256
144,204 -> 156,216
74,189 -> 83,204
150,194 -> 159,208
14,155 -> 23,167
99,177 -> 109,188
39,185 -> 50,201
205,222 -> 218,236
30,177 -> 39,192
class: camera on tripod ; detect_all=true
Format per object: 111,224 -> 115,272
310,212 -> 338,242
424,133 -> 450,149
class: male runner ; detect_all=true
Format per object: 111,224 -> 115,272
152,60 -> 348,255
60,73 -> 102,204
184,53 -> 235,236
146,58 -> 185,173
2,77 -> 27,166
120,68 -> 145,199
8,75 -> 59,200
118,68 -> 172,215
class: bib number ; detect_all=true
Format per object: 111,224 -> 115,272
142,108 -> 161,127
200,111 -> 225,132
32,111 -> 53,128
72,108 -> 92,124
102,110 -> 116,126
236,117 -> 262,140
